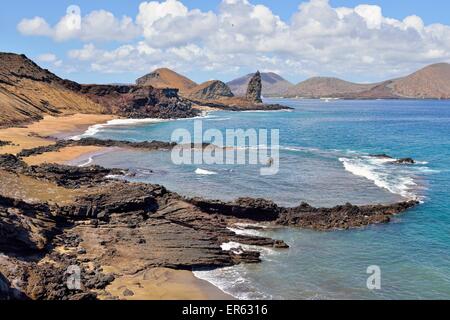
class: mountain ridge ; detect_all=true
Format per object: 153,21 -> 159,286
285,63 -> 450,99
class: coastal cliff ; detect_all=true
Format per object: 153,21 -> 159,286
0,53 -> 105,127
0,53 -> 198,127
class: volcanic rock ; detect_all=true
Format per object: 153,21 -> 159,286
186,80 -> 234,100
246,71 -> 263,103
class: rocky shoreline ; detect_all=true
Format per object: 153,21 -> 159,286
0,151 -> 418,300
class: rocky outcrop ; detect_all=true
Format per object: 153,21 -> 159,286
394,158 -> 415,164
246,71 -> 263,103
189,197 -> 280,221
186,80 -> 234,100
189,97 -> 291,111
0,195 -> 56,253
14,138 -> 214,161
277,201 -> 419,230
70,84 -> 198,119
369,154 -> 416,165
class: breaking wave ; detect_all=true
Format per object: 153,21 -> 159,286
195,168 -> 218,175
338,155 -> 430,201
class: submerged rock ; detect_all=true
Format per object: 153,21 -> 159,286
394,158 -> 415,164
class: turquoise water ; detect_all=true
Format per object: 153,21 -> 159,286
76,99 -> 450,299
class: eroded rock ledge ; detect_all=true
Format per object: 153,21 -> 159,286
0,154 -> 418,300
16,137 -> 214,158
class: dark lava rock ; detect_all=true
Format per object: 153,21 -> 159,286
0,140 -> 11,147
0,195 -> 55,253
188,197 -> 280,221
57,183 -> 161,220
0,154 -> 28,171
73,84 -> 199,119
25,163 -> 126,188
246,71 -> 263,104
187,80 -> 234,100
277,201 -> 419,230
394,158 -> 415,164
0,272 -> 28,300
123,289 -> 134,297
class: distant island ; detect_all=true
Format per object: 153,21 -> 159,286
227,63 -> 450,99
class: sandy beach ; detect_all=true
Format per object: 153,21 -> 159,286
0,113 -> 234,300
0,114 -> 115,156
100,267 -> 233,300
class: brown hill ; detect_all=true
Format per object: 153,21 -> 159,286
285,63 -> 450,99
392,63 -> 450,99
286,77 -> 376,98
227,72 -> 293,97
185,80 -> 234,100
136,68 -> 198,93
0,53 -> 105,127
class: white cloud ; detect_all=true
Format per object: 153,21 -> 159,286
18,17 -> 52,36
36,53 -> 58,62
36,53 -> 63,68
354,5 -> 383,30
18,9 -> 139,42
20,0 -> 450,82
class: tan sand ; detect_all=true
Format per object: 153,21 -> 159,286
23,146 -> 106,166
101,267 -> 233,300
0,114 -> 115,155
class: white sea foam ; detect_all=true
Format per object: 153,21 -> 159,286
227,226 -> 265,237
193,266 -> 274,300
220,242 -> 245,255
78,157 -> 93,167
339,156 -> 426,201
70,112 -> 214,141
194,239 -> 281,300
195,168 -> 218,175
70,118 -> 168,140
241,109 -> 293,113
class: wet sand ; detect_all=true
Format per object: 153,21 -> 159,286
101,267 -> 234,300
0,114 -> 115,155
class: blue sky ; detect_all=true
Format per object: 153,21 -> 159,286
2,0 -> 450,84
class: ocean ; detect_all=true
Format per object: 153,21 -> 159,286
72,99 -> 450,300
